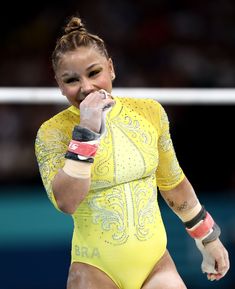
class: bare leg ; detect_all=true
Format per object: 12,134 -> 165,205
66,262 -> 119,289
142,250 -> 187,289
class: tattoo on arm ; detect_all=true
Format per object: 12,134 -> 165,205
177,201 -> 188,211
167,198 -> 174,208
166,199 -> 189,212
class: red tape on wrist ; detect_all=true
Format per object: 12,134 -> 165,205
68,140 -> 99,157
186,212 -> 214,239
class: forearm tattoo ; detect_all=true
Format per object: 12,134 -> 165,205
166,199 -> 189,212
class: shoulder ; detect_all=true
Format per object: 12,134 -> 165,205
116,96 -> 164,118
114,97 -> 166,131
39,106 -> 79,130
36,106 -> 79,142
116,96 -> 163,112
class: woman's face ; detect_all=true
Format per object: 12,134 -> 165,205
55,46 -> 115,108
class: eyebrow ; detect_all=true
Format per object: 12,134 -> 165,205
61,72 -> 79,78
87,62 -> 101,70
61,63 -> 101,78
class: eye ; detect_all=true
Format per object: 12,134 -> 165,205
64,77 -> 78,84
89,69 -> 101,77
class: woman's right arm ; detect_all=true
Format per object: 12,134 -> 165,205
35,125 -> 94,215
36,91 -> 115,215
52,163 -> 91,214
52,91 -> 114,214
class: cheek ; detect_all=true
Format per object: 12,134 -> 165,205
63,87 -> 79,103
99,75 -> 113,92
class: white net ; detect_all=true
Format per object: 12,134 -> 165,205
0,87 -> 235,104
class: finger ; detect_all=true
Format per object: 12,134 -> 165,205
207,273 -> 223,281
201,257 -> 217,274
207,274 -> 216,281
215,273 -> 223,281
216,251 -> 230,276
102,98 -> 116,111
99,89 -> 108,99
99,89 -> 113,101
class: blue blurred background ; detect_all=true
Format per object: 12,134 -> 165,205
0,0 -> 235,288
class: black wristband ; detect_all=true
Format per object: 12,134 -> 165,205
65,151 -> 94,163
184,206 -> 207,229
72,126 -> 100,141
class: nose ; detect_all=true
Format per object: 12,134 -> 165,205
80,78 -> 94,97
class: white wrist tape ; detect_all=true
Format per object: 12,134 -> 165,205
62,159 -> 92,179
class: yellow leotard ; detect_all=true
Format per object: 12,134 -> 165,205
35,97 -> 185,289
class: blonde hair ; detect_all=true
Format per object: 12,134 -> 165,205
52,16 -> 109,72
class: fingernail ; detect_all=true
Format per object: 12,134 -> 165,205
211,276 -> 216,281
215,274 -> 223,281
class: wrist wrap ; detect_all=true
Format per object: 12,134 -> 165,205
184,206 -> 206,228
184,206 -> 221,245
65,126 -> 100,163
68,140 -> 98,157
186,212 -> 214,239
72,125 -> 100,141
202,223 -> 221,245
65,151 -> 94,163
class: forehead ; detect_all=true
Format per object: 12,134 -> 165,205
57,46 -> 108,73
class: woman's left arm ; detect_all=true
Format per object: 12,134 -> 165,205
160,176 -> 230,281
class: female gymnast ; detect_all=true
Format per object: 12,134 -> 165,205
35,15 -> 229,289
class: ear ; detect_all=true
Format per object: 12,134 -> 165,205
108,58 -> 116,80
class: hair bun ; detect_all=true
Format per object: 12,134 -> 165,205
64,17 -> 86,34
